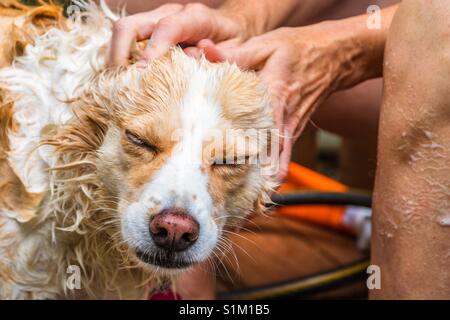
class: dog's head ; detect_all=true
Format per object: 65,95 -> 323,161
64,49 -> 277,273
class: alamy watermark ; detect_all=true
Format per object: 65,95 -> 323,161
367,5 -> 382,30
367,264 -> 381,290
66,265 -> 81,290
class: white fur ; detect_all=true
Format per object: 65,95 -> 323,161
0,1 -> 111,196
0,1 -> 275,298
122,67 -> 223,268
0,2 -> 120,298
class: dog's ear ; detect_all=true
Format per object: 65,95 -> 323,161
43,94 -> 110,160
0,88 -> 43,223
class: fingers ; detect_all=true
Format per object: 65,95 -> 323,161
200,36 -> 274,70
109,3 -> 242,66
142,12 -> 195,62
109,16 -> 152,66
109,4 -> 183,66
183,46 -> 203,59
196,38 -> 241,62
277,128 -> 293,182
142,4 -> 231,62
198,39 -> 223,62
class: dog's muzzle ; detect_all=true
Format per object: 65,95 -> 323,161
136,208 -> 200,269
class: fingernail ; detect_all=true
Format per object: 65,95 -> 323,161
136,58 -> 148,68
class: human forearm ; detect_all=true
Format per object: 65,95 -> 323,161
219,0 -> 302,37
321,4 -> 398,91
105,0 -> 302,37
104,0 -> 223,13
104,0 -> 337,38
106,0 -> 305,65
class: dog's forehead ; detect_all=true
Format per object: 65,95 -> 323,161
119,62 -> 224,141
107,49 -> 273,138
139,54 -> 223,114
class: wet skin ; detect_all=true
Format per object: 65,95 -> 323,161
371,0 -> 450,299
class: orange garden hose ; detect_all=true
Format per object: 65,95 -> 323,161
277,205 -> 350,232
276,163 -> 350,232
279,162 -> 348,193
217,164 -> 373,300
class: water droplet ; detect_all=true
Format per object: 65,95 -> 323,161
437,215 -> 450,227
424,130 -> 433,139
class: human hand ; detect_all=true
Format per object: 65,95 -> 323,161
108,2 -> 266,66
198,22 -> 375,181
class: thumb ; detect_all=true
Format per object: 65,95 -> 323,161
142,10 -> 212,62
197,39 -> 223,63
198,38 -> 273,70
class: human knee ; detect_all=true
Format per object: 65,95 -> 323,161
381,1 -> 450,164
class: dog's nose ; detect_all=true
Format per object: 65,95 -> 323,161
149,208 -> 199,252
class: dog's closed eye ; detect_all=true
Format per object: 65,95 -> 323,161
125,130 -> 159,153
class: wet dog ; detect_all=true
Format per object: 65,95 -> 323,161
0,1 -> 276,299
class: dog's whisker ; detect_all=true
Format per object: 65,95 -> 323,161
216,237 -> 241,274
211,249 -> 237,285
214,247 -> 240,279
221,223 -> 259,236
221,229 -> 259,247
219,235 -> 257,264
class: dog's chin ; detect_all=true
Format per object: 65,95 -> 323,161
135,250 -> 193,273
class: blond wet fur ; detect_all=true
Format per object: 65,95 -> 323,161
0,1 -> 276,299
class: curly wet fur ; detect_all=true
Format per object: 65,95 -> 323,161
0,1 -> 276,299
